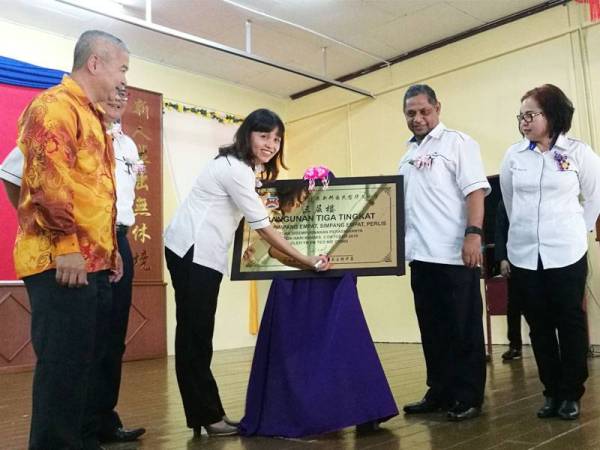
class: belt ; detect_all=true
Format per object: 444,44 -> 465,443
116,224 -> 129,234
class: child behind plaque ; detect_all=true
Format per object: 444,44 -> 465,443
239,170 -> 399,438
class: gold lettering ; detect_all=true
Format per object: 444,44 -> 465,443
134,198 -> 151,216
133,99 -> 150,120
136,173 -> 149,191
131,223 -> 152,243
132,126 -> 152,142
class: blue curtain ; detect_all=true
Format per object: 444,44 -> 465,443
0,56 -> 66,89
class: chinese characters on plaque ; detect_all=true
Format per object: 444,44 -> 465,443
231,176 -> 405,280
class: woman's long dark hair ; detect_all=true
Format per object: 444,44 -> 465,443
218,108 -> 287,181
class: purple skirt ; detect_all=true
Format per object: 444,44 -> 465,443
239,274 -> 398,437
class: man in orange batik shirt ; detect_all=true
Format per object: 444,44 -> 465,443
15,30 -> 129,450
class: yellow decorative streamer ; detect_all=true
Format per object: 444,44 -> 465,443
163,101 -> 244,124
249,280 -> 259,335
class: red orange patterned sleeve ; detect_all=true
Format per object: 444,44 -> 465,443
19,98 -> 81,255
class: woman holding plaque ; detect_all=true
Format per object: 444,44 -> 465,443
164,109 -> 330,437
500,84 -> 600,420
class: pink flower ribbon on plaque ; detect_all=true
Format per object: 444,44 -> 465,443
303,165 -> 330,191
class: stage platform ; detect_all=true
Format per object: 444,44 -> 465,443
2,343 -> 600,449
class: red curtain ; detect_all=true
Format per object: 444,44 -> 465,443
575,0 -> 600,21
0,83 -> 41,280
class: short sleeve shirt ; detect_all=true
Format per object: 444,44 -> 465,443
0,147 -> 23,186
111,125 -> 141,227
398,122 -> 491,266
164,155 -> 270,275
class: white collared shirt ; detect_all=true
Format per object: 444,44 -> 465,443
0,146 -> 23,186
164,154 -> 270,275
111,124 -> 141,227
398,122 -> 491,266
500,134 -> 600,270
0,126 -> 140,227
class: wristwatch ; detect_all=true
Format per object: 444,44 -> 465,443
464,226 -> 483,237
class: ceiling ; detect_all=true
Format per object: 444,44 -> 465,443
2,0 -> 560,98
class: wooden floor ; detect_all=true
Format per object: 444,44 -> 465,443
3,344 -> 600,449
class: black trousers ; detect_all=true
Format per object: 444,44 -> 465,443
506,278 -> 522,350
24,269 -> 112,450
165,246 -> 226,428
410,261 -> 486,407
511,254 -> 588,401
93,228 -> 135,434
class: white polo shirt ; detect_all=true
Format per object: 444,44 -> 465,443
398,122 -> 491,266
0,147 -> 22,186
111,123 -> 141,227
164,154 -> 270,275
1,126 -> 139,227
500,134 -> 600,270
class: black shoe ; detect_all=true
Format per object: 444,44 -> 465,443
557,400 -> 580,420
537,397 -> 559,418
195,421 -> 239,437
98,427 -> 146,443
502,348 -> 522,361
447,402 -> 481,422
83,439 -> 105,450
403,398 -> 443,414
355,420 -> 381,433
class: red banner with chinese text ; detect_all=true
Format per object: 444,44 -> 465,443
121,87 -> 164,283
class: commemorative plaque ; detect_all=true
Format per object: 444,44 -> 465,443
230,175 -> 404,280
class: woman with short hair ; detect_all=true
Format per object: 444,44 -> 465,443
500,84 -> 600,420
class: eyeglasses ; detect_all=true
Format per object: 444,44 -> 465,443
516,111 -> 543,123
116,88 -> 129,102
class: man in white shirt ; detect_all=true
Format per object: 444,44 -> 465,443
0,97 -> 146,444
0,146 -> 21,208
398,84 -> 490,421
